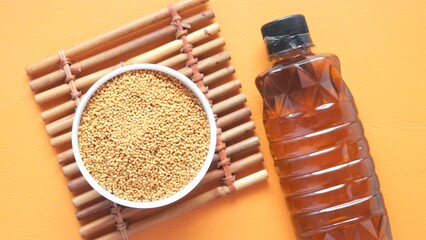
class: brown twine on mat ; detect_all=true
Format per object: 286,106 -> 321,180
168,4 -> 236,193
167,4 -> 208,94
110,202 -> 129,240
58,50 -> 81,107
58,52 -> 129,239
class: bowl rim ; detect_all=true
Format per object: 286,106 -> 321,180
71,63 -> 217,209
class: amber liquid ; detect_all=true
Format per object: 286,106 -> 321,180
256,50 -> 392,239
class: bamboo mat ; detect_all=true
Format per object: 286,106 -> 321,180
25,0 -> 267,239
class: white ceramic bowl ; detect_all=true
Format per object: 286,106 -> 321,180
72,64 -> 216,209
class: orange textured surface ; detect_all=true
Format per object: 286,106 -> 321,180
1,0 -> 425,239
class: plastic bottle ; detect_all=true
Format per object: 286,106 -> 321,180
255,15 -> 392,239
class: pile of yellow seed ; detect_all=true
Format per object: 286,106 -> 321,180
78,70 -> 210,202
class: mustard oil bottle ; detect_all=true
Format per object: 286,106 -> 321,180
256,15 -> 392,239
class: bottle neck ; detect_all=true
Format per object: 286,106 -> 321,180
269,47 -> 313,63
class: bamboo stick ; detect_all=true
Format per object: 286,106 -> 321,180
217,136 -> 260,161
46,114 -> 74,136
220,121 -> 256,142
68,176 -> 90,192
62,162 -> 79,177
203,66 -> 234,85
41,51 -> 231,123
76,152 -> 263,221
73,189 -> 101,208
216,107 -> 251,129
72,136 -> 260,206
41,99 -> 76,122
96,170 -> 268,240
72,189 -> 105,208
63,120 -> 255,179
57,104 -> 250,169
57,148 -> 74,165
50,132 -> 72,148
50,92 -> 244,147
45,77 -> 239,137
26,0 -> 209,78
206,79 -> 240,100
212,93 -> 246,114
29,10 -> 215,92
34,24 -> 222,105
76,199 -> 112,221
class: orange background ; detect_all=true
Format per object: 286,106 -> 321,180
1,0 -> 425,239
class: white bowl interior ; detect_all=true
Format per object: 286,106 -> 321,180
72,64 -> 216,209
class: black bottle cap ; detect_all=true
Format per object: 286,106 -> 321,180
261,14 -> 314,56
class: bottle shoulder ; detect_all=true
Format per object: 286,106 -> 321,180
257,53 -> 340,80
